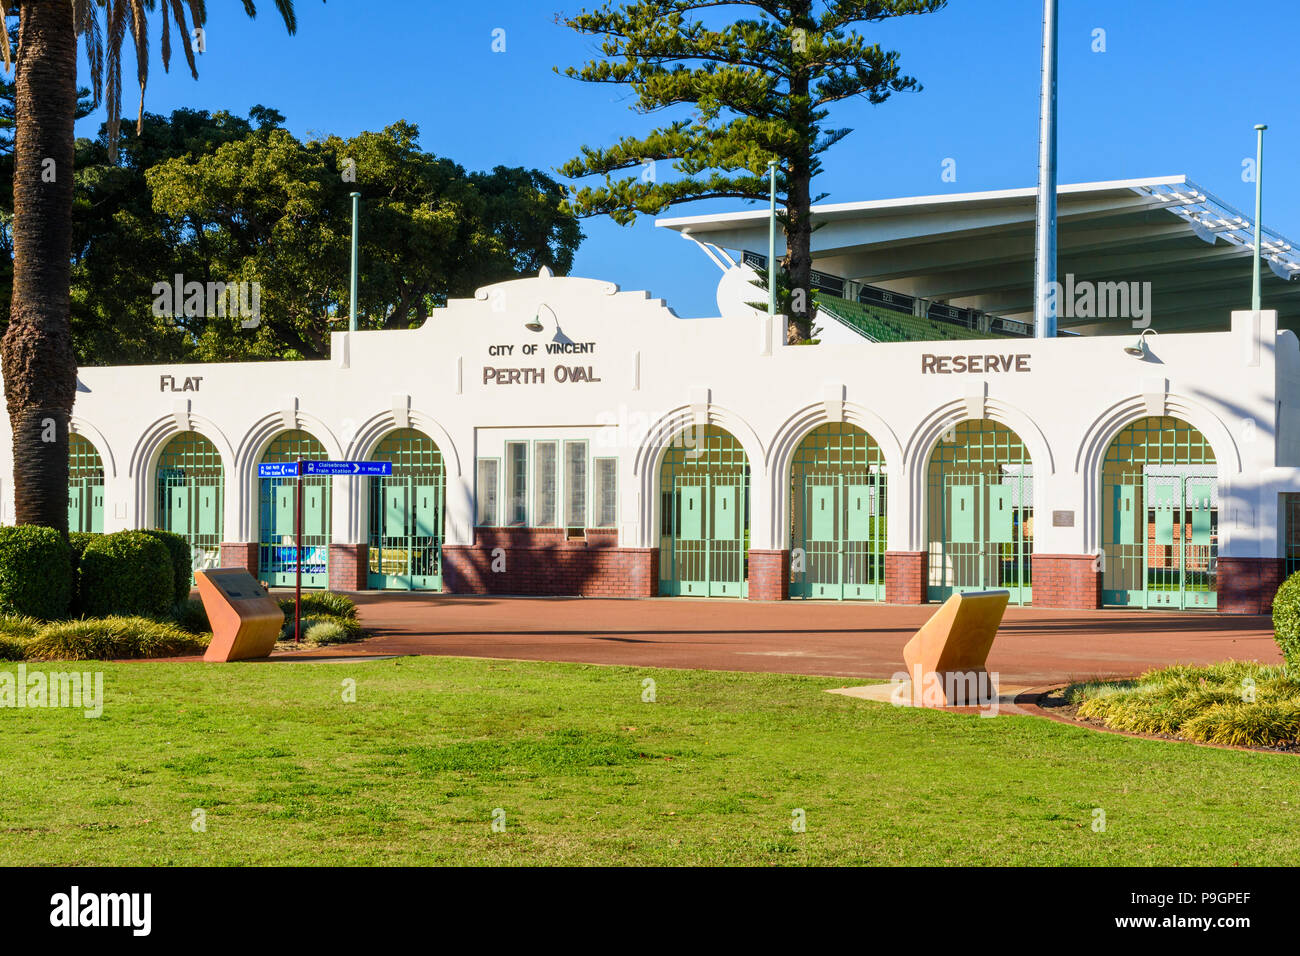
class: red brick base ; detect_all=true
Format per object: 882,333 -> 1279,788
219,541 -> 258,572
1217,557 -> 1285,614
747,549 -> 789,601
1031,554 -> 1102,609
885,551 -> 928,604
328,543 -> 368,592
442,528 -> 658,597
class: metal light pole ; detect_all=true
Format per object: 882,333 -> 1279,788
349,191 -> 361,332
768,160 -> 778,317
1033,0 -> 1059,339
1253,124 -> 1267,312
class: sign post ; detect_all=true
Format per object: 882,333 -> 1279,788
256,460 -> 393,644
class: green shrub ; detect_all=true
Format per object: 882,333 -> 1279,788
140,529 -> 193,606
78,531 -> 173,618
172,597 -> 211,635
0,525 -> 72,620
66,532 -> 99,614
277,591 -> 358,621
23,616 -> 205,661
0,615 -> 37,660
1272,570 -> 1300,673
280,613 -> 363,645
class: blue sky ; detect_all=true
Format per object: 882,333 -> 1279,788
77,0 -> 1300,318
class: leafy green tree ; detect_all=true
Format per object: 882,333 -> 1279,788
557,0 -> 946,342
145,120 -> 583,360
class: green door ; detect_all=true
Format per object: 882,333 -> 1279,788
659,426 -> 749,598
790,424 -> 887,601
367,429 -> 445,590
927,421 -> 1032,604
67,485 -> 84,535
1101,417 -> 1218,610
155,432 -> 224,579
69,434 -> 106,534
259,430 -> 331,588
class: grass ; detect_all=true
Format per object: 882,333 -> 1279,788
1067,661 -> 1300,748
1,655 -> 1297,866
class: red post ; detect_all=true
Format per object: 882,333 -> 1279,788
294,457 -> 303,643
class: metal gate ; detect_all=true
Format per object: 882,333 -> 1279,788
156,432 -> 223,577
927,420 -> 1033,604
1102,417 -> 1217,609
259,430 -> 331,588
368,429 -> 445,590
68,434 -> 105,534
659,425 -> 749,597
790,424 -> 885,600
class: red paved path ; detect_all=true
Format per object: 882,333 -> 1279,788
276,594 -> 1279,684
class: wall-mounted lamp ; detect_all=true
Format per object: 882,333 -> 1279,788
526,302 -> 557,333
1123,328 -> 1158,357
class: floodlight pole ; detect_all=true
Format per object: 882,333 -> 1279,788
349,191 -> 361,332
1253,124 -> 1267,312
1033,0 -> 1059,339
768,160 -> 778,317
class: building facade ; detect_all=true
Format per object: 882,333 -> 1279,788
11,268 -> 1300,613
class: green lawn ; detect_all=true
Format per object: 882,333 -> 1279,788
0,656 -> 1295,866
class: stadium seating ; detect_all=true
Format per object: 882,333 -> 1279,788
813,293 -> 1015,343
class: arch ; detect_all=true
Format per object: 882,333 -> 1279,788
1073,393 -> 1241,555
656,423 -> 751,597
345,409 -> 462,544
903,397 -> 1054,550
1096,415 -> 1219,609
365,428 -> 447,590
923,418 -> 1035,604
256,428 -> 334,588
787,422 -> 889,600
632,403 -> 765,550
153,430 -> 226,572
129,415 -> 236,534
67,432 -> 107,533
69,417 -> 116,478
767,402 -> 902,554
232,412 -> 344,542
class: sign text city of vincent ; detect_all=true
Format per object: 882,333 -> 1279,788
483,340 -> 602,385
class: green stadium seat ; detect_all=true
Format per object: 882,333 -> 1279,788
813,293 -> 1015,343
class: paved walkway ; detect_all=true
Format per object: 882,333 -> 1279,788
276,593 -> 1279,684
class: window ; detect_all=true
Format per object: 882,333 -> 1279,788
506,442 -> 528,525
564,440 -> 588,529
593,458 -> 617,528
476,458 -> 499,526
534,441 -> 558,527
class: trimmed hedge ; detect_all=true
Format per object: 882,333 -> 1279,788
173,597 -> 211,635
0,526 -> 72,620
1273,570 -> 1300,673
141,528 -> 193,606
67,531 -> 99,614
78,531 -> 173,618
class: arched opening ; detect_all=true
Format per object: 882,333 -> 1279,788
1100,416 -> 1217,609
789,423 -> 886,600
658,424 -> 749,597
367,429 -> 445,590
68,433 -> 105,534
155,431 -> 223,574
258,429 -> 331,588
926,419 -> 1033,604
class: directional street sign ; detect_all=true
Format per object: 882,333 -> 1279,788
302,460 -> 393,477
258,462 -> 300,478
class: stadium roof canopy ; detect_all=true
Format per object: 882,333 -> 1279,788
656,175 -> 1300,335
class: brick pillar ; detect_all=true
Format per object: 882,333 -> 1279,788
621,547 -> 660,598
219,542 -> 258,572
1218,557 -> 1285,614
747,549 -> 789,601
885,551 -> 927,604
328,543 -> 368,592
1030,554 -> 1102,609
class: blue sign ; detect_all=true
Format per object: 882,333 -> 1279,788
302,460 -> 393,477
258,462 -> 299,478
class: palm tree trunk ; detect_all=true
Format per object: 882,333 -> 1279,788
3,1 -> 79,532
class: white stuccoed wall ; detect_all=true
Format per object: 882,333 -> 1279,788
0,268 -> 1296,563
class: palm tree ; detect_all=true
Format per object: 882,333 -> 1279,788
2,0 -> 303,532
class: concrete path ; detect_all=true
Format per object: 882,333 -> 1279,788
273,593 -> 1279,684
